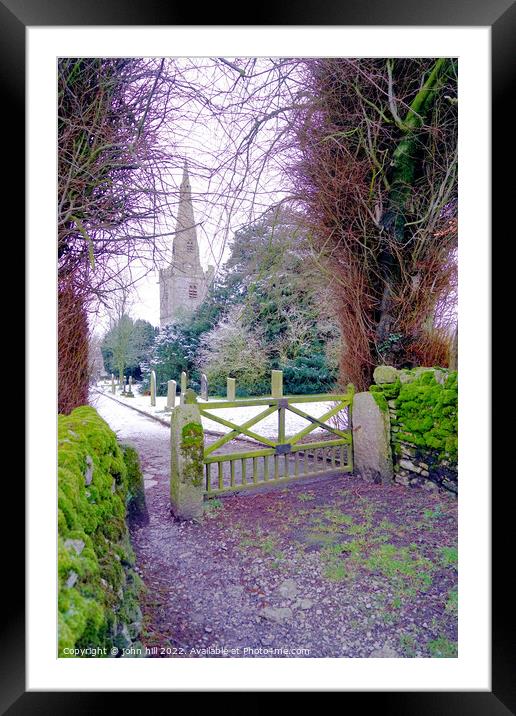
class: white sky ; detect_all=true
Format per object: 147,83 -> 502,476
90,58 -> 294,335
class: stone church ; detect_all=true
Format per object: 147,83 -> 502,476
159,162 -> 214,327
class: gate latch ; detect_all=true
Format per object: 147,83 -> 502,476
275,443 -> 292,455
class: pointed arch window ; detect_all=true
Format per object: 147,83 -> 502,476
186,239 -> 194,252
189,284 -> 198,299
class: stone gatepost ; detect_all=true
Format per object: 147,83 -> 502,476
165,380 -> 177,411
352,392 -> 393,484
226,377 -> 236,401
200,373 -> 208,401
127,376 -> 134,397
150,370 -> 156,407
170,388 -> 205,520
111,374 -> 115,394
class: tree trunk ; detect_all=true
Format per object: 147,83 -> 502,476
58,283 -> 90,414
448,325 -> 458,370
375,58 -> 451,362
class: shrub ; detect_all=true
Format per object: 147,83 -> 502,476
196,311 -> 270,396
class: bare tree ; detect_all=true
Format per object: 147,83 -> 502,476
200,58 -> 458,389
58,58 -> 178,411
289,59 -> 458,387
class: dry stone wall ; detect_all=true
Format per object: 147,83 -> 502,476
369,366 -> 458,496
58,406 -> 147,657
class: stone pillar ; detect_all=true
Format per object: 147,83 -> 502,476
150,370 -> 156,407
227,377 -> 236,401
127,375 -> 134,397
166,380 -> 177,411
200,373 -> 208,401
123,376 -> 127,394
352,392 -> 393,484
111,374 -> 115,394
170,388 -> 204,520
271,370 -> 283,398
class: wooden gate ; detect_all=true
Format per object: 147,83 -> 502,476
197,381 -> 354,495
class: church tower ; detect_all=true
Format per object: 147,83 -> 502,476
159,162 -> 213,327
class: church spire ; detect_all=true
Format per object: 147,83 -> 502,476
159,160 -> 210,327
173,160 -> 199,265
180,159 -> 191,196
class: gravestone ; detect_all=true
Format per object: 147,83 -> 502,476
271,370 -> 283,398
166,380 -> 177,411
150,370 -> 156,407
200,373 -> 208,401
127,375 -> 134,397
227,377 -> 236,401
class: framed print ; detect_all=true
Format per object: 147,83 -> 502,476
5,0 -> 510,710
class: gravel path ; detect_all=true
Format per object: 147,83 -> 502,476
91,392 -> 458,659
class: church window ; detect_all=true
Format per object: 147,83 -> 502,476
186,239 -> 194,252
189,284 -> 198,299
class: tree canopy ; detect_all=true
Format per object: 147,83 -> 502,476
101,317 -> 157,380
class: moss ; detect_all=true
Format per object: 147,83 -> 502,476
120,444 -> 146,514
58,406 -> 143,657
395,370 -> 458,461
369,380 -> 401,415
371,369 -> 457,462
181,421 -> 204,445
371,390 -> 388,413
180,421 -> 204,487
439,545 -> 458,568
445,587 -> 458,615
427,636 -> 458,658
381,380 -> 401,400
366,543 -> 434,592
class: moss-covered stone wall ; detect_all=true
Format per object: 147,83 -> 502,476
369,367 -> 458,495
58,406 -> 146,657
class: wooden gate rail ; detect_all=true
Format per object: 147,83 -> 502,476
197,385 -> 354,495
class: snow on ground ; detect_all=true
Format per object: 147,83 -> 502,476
93,380 -> 348,440
90,389 -> 169,442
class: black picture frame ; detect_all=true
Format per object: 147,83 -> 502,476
8,0 -> 509,711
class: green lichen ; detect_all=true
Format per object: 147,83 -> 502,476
58,406 -> 143,657
180,422 -> 204,487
